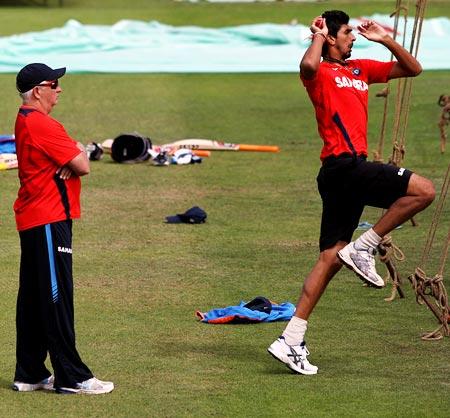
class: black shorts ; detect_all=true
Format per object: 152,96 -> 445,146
317,155 -> 412,251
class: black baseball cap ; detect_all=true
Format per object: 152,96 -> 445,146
243,296 -> 272,314
165,206 -> 207,224
16,63 -> 66,93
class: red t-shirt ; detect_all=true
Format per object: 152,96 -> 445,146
301,59 -> 395,161
14,106 -> 82,231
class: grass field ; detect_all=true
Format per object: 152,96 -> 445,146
0,1 -> 449,417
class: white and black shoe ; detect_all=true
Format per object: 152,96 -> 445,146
12,375 -> 54,392
337,242 -> 385,288
268,336 -> 318,375
56,377 -> 114,395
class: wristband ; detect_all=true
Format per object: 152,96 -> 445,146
313,32 -> 327,41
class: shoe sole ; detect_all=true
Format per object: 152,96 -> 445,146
55,387 -> 81,395
337,250 -> 384,289
12,384 -> 54,392
267,348 -> 317,375
56,387 -> 113,395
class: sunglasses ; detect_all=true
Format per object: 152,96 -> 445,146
36,79 -> 59,89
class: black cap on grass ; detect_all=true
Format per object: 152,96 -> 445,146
244,296 -> 272,314
165,206 -> 207,224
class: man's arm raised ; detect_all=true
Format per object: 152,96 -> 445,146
357,20 -> 422,79
300,16 -> 328,80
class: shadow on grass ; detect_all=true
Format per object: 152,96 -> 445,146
0,1 -> 48,6
0,378 -> 13,391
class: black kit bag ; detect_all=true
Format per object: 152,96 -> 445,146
111,133 -> 152,163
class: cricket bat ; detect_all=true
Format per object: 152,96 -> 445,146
100,139 -> 113,153
0,153 -> 18,170
163,139 -> 280,153
100,138 -> 280,154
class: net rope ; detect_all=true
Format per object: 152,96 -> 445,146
377,0 -> 427,299
408,163 -> 450,340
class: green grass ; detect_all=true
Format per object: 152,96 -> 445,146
0,1 -> 449,417
1,0 -> 450,35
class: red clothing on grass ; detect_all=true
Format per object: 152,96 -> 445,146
301,59 -> 395,161
14,105 -> 82,231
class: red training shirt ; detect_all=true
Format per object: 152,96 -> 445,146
301,59 -> 395,161
14,105 -> 82,231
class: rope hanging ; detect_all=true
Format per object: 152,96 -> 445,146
438,94 -> 450,153
372,1 -> 448,340
374,0 -> 428,166
408,163 -> 450,341
378,235 -> 406,301
374,1 -> 406,163
377,0 -> 428,300
409,269 -> 449,340
389,0 -> 427,168
374,0 -> 408,162
419,164 -> 450,269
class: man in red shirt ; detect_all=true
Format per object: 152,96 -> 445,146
268,11 -> 435,374
13,63 -> 114,394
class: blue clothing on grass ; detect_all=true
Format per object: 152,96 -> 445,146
196,300 -> 295,324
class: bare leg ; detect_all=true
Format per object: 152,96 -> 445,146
267,242 -> 347,374
295,241 -> 347,320
373,173 -> 435,237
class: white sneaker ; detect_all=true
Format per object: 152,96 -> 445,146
12,375 -> 54,392
268,337 -> 318,375
56,377 -> 114,395
337,242 -> 385,288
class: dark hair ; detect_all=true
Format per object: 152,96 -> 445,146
322,10 -> 350,38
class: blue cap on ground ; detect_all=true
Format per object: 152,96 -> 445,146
165,206 -> 207,224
